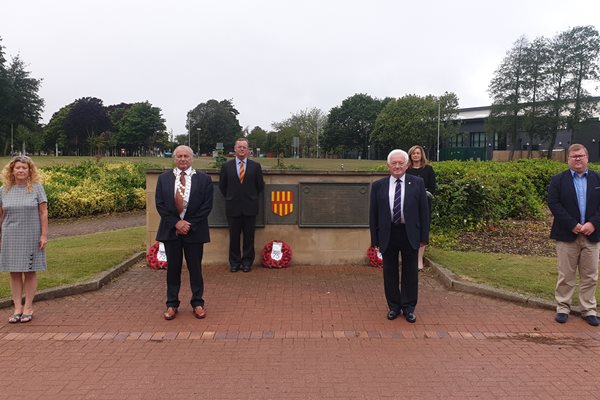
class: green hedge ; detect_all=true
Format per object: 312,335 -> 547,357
39,158 -> 576,227
42,161 -> 157,218
376,159 -> 571,232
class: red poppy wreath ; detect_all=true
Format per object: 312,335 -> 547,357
367,246 -> 383,269
262,240 -> 292,268
146,242 -> 168,270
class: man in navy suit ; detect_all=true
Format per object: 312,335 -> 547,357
548,143 -> 600,327
219,138 -> 265,272
155,145 -> 213,320
369,149 -> 430,323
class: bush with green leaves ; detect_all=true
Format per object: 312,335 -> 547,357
373,159 -> 574,232
41,161 -> 156,218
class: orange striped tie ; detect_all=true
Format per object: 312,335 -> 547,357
239,161 -> 245,183
175,171 -> 185,214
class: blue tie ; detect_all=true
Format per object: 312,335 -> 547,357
393,179 -> 402,224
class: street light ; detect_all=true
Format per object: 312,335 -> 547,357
436,101 -> 441,162
187,115 -> 191,147
196,127 -> 201,155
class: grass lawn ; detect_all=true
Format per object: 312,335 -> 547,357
426,247 -> 599,304
0,155 -> 386,171
0,227 -> 145,300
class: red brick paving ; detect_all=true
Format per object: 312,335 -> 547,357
1,264 -> 600,399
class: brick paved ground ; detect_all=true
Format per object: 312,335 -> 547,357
1,264 -> 600,399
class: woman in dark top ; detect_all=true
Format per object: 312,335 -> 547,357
406,145 -> 436,271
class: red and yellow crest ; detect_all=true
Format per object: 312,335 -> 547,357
271,191 -> 294,217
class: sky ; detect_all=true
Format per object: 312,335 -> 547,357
2,0 -> 600,136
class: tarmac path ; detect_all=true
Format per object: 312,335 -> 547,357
0,213 -> 599,399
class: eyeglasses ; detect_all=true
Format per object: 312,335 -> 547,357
569,154 -> 587,160
13,155 -> 31,163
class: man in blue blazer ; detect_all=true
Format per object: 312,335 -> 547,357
548,143 -> 600,327
369,149 -> 430,323
219,138 -> 265,272
155,145 -> 213,320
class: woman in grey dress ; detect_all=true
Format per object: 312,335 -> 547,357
0,156 -> 48,323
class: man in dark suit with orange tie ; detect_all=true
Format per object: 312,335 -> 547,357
369,149 -> 430,323
155,145 -> 213,320
219,138 -> 265,272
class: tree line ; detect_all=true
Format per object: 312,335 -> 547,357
2,25 -> 599,159
488,25 -> 600,159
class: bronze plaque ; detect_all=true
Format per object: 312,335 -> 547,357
298,183 -> 370,227
209,182 -> 265,227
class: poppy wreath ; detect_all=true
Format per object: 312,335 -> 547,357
146,242 -> 168,270
262,240 -> 292,268
367,246 -> 383,269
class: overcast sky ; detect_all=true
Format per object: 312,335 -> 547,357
2,0 -> 600,136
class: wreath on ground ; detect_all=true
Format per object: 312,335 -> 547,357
367,246 -> 383,269
146,242 -> 168,270
262,240 -> 292,268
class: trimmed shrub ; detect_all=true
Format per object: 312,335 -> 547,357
42,161 -> 152,218
373,159 -> 573,232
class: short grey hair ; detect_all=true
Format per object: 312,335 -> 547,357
173,145 -> 194,158
387,149 -> 408,164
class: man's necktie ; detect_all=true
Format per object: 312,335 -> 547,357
392,178 -> 402,224
175,171 -> 186,214
239,161 -> 245,183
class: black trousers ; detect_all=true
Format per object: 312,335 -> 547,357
382,223 -> 419,314
227,215 -> 257,268
163,239 -> 204,308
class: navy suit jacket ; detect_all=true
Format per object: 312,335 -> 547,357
219,158 -> 264,217
369,174 -> 430,253
155,170 -> 213,243
548,169 -> 600,243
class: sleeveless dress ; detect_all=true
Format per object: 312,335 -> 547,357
0,183 -> 48,272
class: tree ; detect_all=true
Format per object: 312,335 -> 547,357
63,97 -> 111,155
114,101 -> 167,155
272,108 -> 327,158
520,37 -> 551,158
0,37 -> 44,155
488,36 -> 529,160
563,26 -> 600,142
487,26 -> 600,159
43,105 -> 70,154
543,29 -> 576,157
187,99 -> 242,154
371,93 -> 458,158
322,94 -> 385,158
246,126 -> 268,154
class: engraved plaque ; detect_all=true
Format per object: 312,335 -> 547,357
209,182 -> 265,227
265,184 -> 298,225
298,183 -> 369,227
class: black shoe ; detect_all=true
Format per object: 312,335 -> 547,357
242,265 -> 251,273
555,313 -> 568,323
230,265 -> 240,273
405,312 -> 416,323
583,315 -> 599,327
387,310 -> 400,320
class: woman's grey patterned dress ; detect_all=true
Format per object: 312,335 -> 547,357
0,183 -> 48,272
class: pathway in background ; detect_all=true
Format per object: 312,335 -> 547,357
48,210 -> 145,239
1,263 -> 599,399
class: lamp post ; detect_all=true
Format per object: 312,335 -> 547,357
187,115 -> 191,147
368,144 -> 371,160
436,101 -> 441,162
196,128 -> 201,155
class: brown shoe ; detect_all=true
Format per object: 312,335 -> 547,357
163,307 -> 178,320
193,306 -> 206,319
